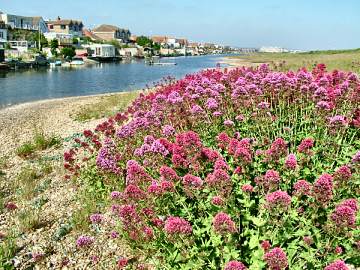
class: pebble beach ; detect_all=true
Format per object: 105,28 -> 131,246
0,92 -> 135,269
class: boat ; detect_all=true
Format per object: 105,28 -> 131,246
70,57 -> 85,66
50,60 -> 62,67
152,62 -> 177,66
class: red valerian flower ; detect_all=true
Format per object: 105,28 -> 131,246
117,258 -> 128,269
284,153 -> 297,170
261,240 -> 271,251
213,212 -> 237,234
164,217 -> 192,235
313,173 -> 333,205
224,260 -> 247,270
211,196 -> 224,206
324,260 -> 349,270
330,205 -> 356,228
265,190 -> 292,211
264,247 -> 288,270
297,138 -> 314,154
293,180 -> 312,196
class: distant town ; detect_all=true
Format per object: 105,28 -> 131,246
0,10 -> 265,70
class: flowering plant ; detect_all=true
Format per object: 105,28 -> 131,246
66,64 -> 360,269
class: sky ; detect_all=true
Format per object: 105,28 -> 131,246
1,0 -> 360,50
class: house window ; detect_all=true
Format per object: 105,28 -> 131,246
0,32 -> 3,39
61,25 -> 66,29
49,25 -> 54,29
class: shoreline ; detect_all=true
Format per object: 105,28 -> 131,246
219,56 -> 258,68
0,90 -> 141,157
0,89 -> 142,112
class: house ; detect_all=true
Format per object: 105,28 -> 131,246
0,21 -> 7,48
151,36 -> 168,45
176,38 -> 188,47
0,11 -> 48,32
43,32 -> 73,46
46,17 -> 84,37
8,40 -> 36,53
129,35 -> 137,43
82,29 -> 101,41
259,46 -> 289,53
92,24 -> 131,42
87,44 -> 116,58
119,47 -> 139,57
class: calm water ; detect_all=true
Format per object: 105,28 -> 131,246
0,55 -> 228,108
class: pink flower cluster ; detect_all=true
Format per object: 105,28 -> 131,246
330,199 -> 358,229
76,235 -> 94,248
264,247 -> 288,270
224,261 -> 247,270
266,190 -> 292,211
164,217 -> 192,235
313,173 -> 333,205
324,260 -> 349,270
212,212 -> 237,234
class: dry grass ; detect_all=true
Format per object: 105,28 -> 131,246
72,91 -> 140,122
228,48 -> 360,73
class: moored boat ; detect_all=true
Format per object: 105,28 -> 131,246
70,57 -> 85,66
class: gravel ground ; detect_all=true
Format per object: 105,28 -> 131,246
0,94 -> 132,269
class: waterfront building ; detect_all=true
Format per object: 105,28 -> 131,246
46,17 -> 84,37
82,29 -> 101,41
8,40 -> 36,52
43,32 -> 73,46
0,20 -> 7,48
151,36 -> 168,45
0,11 -> 47,32
119,47 -> 139,57
92,24 -> 131,43
259,46 -> 289,53
87,44 -> 116,58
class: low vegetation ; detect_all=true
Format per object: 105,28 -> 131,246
229,48 -> 360,73
72,92 -> 140,122
16,131 -> 61,158
64,64 -> 360,269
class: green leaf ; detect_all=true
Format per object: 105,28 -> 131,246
250,216 -> 266,227
249,233 -> 259,250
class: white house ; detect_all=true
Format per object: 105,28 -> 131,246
166,38 -> 180,49
87,44 -> 116,58
0,11 -> 48,33
259,46 -> 289,53
44,32 -> 73,46
0,21 -> 7,48
8,40 -> 36,53
119,47 -> 139,57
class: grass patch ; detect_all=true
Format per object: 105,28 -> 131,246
12,160 -> 54,199
229,48 -> 360,73
15,166 -> 42,200
72,91 -> 140,122
0,231 -> 18,270
71,193 -> 99,232
33,132 -> 61,151
0,156 -> 9,170
16,131 -> 61,158
15,143 -> 36,158
17,208 -> 43,232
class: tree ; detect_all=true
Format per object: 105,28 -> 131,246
136,36 -> 153,47
108,39 -> 121,49
9,29 -> 48,48
152,42 -> 161,51
50,39 -> 59,57
61,46 -> 76,59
